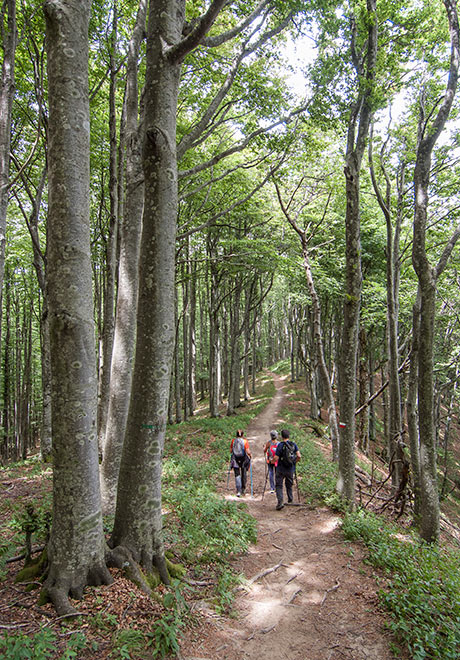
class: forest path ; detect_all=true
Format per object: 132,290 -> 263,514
180,374 -> 401,660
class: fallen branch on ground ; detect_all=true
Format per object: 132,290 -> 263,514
285,573 -> 301,585
246,624 -> 276,641
6,546 -> 46,564
286,589 -> 302,604
320,578 -> 340,607
245,561 -> 285,587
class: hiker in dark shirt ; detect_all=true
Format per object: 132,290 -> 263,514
230,429 -> 251,497
275,429 -> 300,510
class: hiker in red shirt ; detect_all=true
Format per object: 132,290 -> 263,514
263,430 -> 279,493
230,429 -> 251,497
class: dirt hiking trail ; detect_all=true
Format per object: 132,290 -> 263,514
180,374 -> 403,660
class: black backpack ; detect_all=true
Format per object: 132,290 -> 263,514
279,440 -> 296,467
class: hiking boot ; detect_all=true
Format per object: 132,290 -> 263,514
270,489 -> 275,494
276,502 -> 284,510
288,498 -> 293,503
236,492 -> 241,497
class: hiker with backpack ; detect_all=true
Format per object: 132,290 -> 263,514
274,429 -> 301,510
263,430 -> 279,494
230,429 -> 252,497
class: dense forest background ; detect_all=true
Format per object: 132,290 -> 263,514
1,0 -> 460,646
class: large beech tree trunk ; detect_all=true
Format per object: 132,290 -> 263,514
110,0 -> 182,579
407,289 -> 422,523
111,0 -> 228,580
43,0 -> 112,615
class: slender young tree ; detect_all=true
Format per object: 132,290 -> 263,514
0,0 -> 17,316
273,178 -> 340,461
412,0 -> 460,543
100,0 -> 147,515
337,0 -> 378,505
98,1 -> 120,455
369,128 -> 406,488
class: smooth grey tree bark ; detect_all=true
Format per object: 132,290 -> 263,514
100,0 -> 146,515
43,0 -> 112,615
412,0 -> 459,543
111,0 -> 229,581
407,288 -> 422,523
337,0 -> 378,506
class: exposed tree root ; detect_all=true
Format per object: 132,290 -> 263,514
107,545 -> 154,595
40,560 -> 113,617
15,541 -> 187,616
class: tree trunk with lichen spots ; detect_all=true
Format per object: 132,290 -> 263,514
43,0 -> 113,615
110,0 -> 185,583
111,0 -> 267,579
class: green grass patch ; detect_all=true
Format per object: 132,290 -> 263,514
271,359 -> 291,375
0,630 -> 87,659
342,509 -> 460,659
163,482 -> 257,563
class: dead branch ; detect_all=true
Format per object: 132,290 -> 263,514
245,561 -> 285,586
354,355 -> 410,416
285,573 -> 301,585
320,578 -> 340,607
6,545 -> 45,564
286,589 -> 302,604
42,611 -> 88,628
260,624 -> 276,634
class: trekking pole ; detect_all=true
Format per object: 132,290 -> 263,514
250,461 -> 254,498
226,461 -> 232,490
261,463 -> 269,500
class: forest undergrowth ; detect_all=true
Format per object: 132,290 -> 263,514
1,368 -> 460,659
